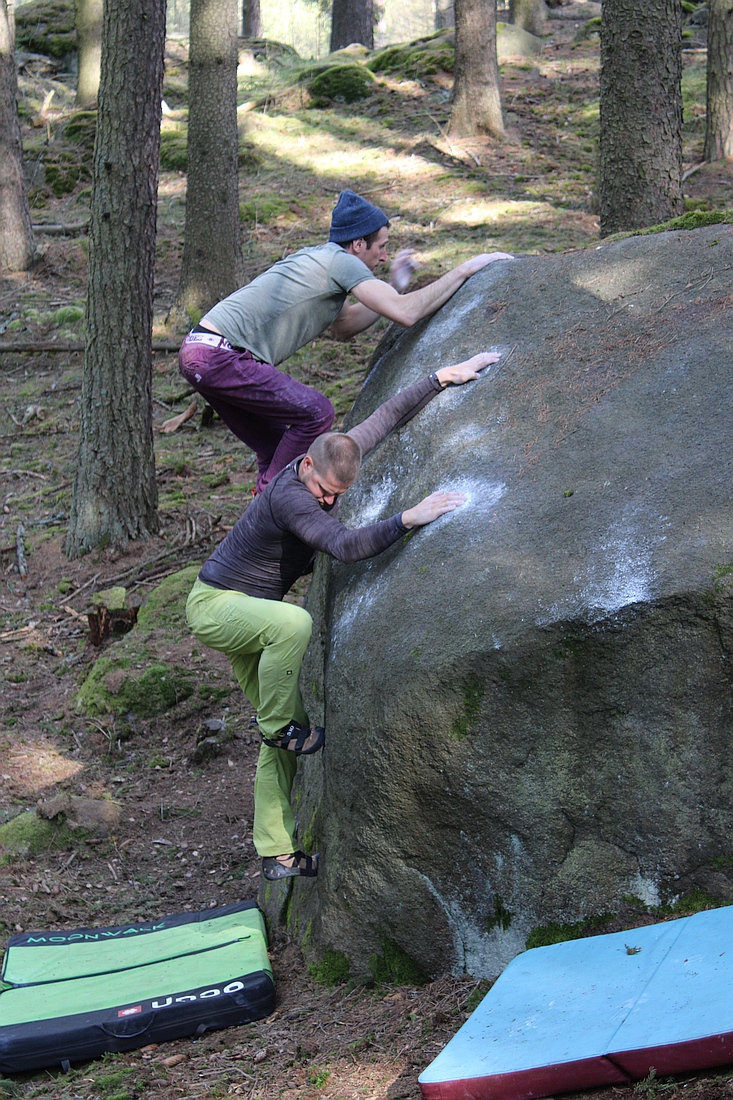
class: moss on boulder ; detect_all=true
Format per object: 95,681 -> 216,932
370,937 -> 427,986
15,0 -> 75,58
367,34 -> 454,77
308,949 -> 351,985
308,64 -> 375,104
43,152 -> 90,198
0,811 -> 74,863
93,586 -> 127,610
75,565 -> 203,719
606,209 -> 733,242
64,111 -> 97,154
76,658 -> 194,718
160,128 -> 188,171
136,564 -> 199,631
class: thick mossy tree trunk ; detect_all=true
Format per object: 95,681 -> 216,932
599,0 -> 683,236
509,0 -> 547,36
75,0 -> 103,107
66,0 -> 165,559
448,0 -> 505,138
0,0 -> 34,272
704,0 -> 733,161
330,0 -> 373,50
170,0 -> 243,327
241,0 -> 261,38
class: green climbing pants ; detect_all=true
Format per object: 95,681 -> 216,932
186,578 -> 312,857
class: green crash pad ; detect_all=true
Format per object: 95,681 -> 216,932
0,901 -> 274,1073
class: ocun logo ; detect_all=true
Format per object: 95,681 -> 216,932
150,980 -> 246,1009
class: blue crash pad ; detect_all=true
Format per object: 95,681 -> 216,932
419,905 -> 733,1100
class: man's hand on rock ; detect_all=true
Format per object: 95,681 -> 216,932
460,252 -> 514,278
402,490 -> 467,529
436,351 -> 501,387
389,249 -> 421,292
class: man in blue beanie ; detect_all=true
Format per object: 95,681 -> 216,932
179,189 -> 512,493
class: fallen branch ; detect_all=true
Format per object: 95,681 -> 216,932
237,87 -> 292,114
681,162 -> 705,183
12,468 -> 47,480
0,624 -> 35,641
31,88 -> 55,127
160,399 -> 198,434
0,340 -> 181,354
16,524 -> 27,579
59,572 -> 100,606
32,222 -> 90,235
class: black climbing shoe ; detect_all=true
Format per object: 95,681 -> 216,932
262,850 -> 319,880
262,721 -> 325,755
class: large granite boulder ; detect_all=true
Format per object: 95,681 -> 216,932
289,224 -> 733,980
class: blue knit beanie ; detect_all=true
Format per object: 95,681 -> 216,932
329,189 -> 389,243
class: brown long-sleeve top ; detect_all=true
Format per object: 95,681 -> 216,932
198,374 -> 442,601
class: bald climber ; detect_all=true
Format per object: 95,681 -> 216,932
186,349 -> 502,882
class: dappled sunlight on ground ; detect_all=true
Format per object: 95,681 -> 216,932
437,197 -> 549,227
2,736 -> 84,798
248,113 -> 447,188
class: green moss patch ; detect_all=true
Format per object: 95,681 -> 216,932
64,111 -> 97,153
0,811 -> 74,864
308,64 -> 375,104
643,210 -> 732,233
76,566 -> 202,718
608,210 -> 733,242
240,197 -> 293,225
160,129 -> 188,171
136,564 -> 200,631
308,949 -> 350,985
486,895 -> 513,933
370,936 -> 427,986
44,153 -> 90,197
15,0 -> 75,58
367,34 -> 454,77
93,586 -> 128,610
55,305 -> 84,326
465,979 -> 493,1014
451,674 -> 484,740
76,658 -> 194,718
526,913 -> 613,949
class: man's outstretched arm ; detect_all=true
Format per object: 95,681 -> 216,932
330,252 -> 513,340
348,352 -> 500,459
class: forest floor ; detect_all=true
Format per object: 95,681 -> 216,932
2,3 -> 733,1099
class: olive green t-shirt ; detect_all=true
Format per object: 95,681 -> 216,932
202,243 -> 376,366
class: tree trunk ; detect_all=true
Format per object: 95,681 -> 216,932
704,0 -> 733,161
448,0 -> 505,139
170,0 -> 243,327
241,0 -> 261,38
66,0 -> 166,559
0,0 -> 34,272
435,0 -> 454,30
330,0 -> 374,51
75,0 -> 103,107
599,0 -> 683,236
509,0 -> 547,36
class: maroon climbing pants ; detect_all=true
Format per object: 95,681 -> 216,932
178,331 -> 335,493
